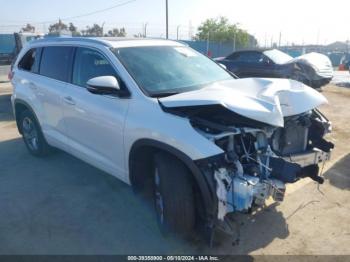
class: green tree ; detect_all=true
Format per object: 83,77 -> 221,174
107,27 -> 126,37
68,23 -> 81,36
21,23 -> 35,33
82,24 -> 103,37
195,16 -> 257,48
48,19 -> 68,34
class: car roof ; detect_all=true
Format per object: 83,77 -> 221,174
231,49 -> 271,54
226,49 -> 280,58
28,37 -> 185,48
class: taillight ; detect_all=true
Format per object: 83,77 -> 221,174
8,62 -> 14,80
8,71 -> 14,81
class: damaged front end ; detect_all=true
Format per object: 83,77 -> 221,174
193,106 -> 333,222
159,78 -> 334,238
166,104 -> 334,235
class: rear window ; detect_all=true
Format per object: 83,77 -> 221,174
40,46 -> 74,82
18,48 -> 41,73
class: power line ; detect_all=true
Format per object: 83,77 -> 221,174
0,0 -> 137,26
165,0 -> 168,39
50,0 -> 137,23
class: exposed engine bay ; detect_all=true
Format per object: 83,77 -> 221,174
158,78 -> 334,222
164,104 -> 334,220
196,107 -> 333,219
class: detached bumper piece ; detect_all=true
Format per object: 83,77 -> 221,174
271,145 -> 333,184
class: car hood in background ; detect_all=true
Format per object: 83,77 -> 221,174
213,57 -> 225,61
159,78 -> 328,127
291,52 -> 334,78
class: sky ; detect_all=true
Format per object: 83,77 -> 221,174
0,0 -> 349,46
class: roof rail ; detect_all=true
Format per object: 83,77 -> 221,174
31,37 -> 112,47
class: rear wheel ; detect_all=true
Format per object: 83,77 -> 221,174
153,153 -> 196,237
19,110 -> 51,157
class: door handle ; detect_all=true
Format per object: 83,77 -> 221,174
63,96 -> 76,105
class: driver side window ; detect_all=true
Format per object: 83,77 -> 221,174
237,52 -> 264,64
259,55 -> 271,65
72,47 -> 117,87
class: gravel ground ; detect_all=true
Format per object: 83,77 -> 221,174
0,82 -> 349,255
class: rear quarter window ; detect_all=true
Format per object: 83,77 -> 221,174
39,46 -> 74,82
18,48 -> 41,73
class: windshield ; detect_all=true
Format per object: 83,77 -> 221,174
113,46 -> 232,97
263,49 -> 293,64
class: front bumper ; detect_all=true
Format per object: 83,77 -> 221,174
310,77 -> 333,88
282,148 -> 331,167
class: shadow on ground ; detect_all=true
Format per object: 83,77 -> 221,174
0,137 -> 290,254
0,138 -> 207,254
0,93 -> 13,122
195,203 -> 289,254
324,153 -> 350,190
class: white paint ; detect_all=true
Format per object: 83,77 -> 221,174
160,78 -> 328,127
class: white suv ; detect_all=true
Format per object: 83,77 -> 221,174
11,37 -> 334,240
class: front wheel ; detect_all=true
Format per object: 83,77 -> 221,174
153,153 -> 196,237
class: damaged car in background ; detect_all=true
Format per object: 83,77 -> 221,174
215,49 -> 334,90
11,38 -> 334,244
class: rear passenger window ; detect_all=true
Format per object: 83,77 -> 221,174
40,46 -> 74,82
18,48 -> 41,73
72,47 -> 117,87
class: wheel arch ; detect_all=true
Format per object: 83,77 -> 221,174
128,138 -> 216,220
14,99 -> 40,134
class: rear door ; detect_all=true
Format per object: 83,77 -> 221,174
62,47 -> 130,179
14,47 -> 42,120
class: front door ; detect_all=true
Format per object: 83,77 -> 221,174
62,47 -> 130,180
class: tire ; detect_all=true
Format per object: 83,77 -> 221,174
19,110 -> 51,157
153,153 -> 195,237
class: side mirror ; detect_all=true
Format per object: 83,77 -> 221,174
219,63 -> 227,70
86,76 -> 120,95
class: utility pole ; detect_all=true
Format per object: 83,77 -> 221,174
144,22 -> 148,38
165,0 -> 169,39
271,36 -> 273,48
176,25 -> 180,40
278,31 -> 281,47
233,33 -> 236,52
101,22 -> 105,37
206,31 -> 210,55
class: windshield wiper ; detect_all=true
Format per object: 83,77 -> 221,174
150,91 -> 179,98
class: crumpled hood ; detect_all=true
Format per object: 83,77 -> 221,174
291,52 -> 333,78
159,78 -> 328,127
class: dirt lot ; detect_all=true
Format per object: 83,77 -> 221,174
0,81 -> 349,255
